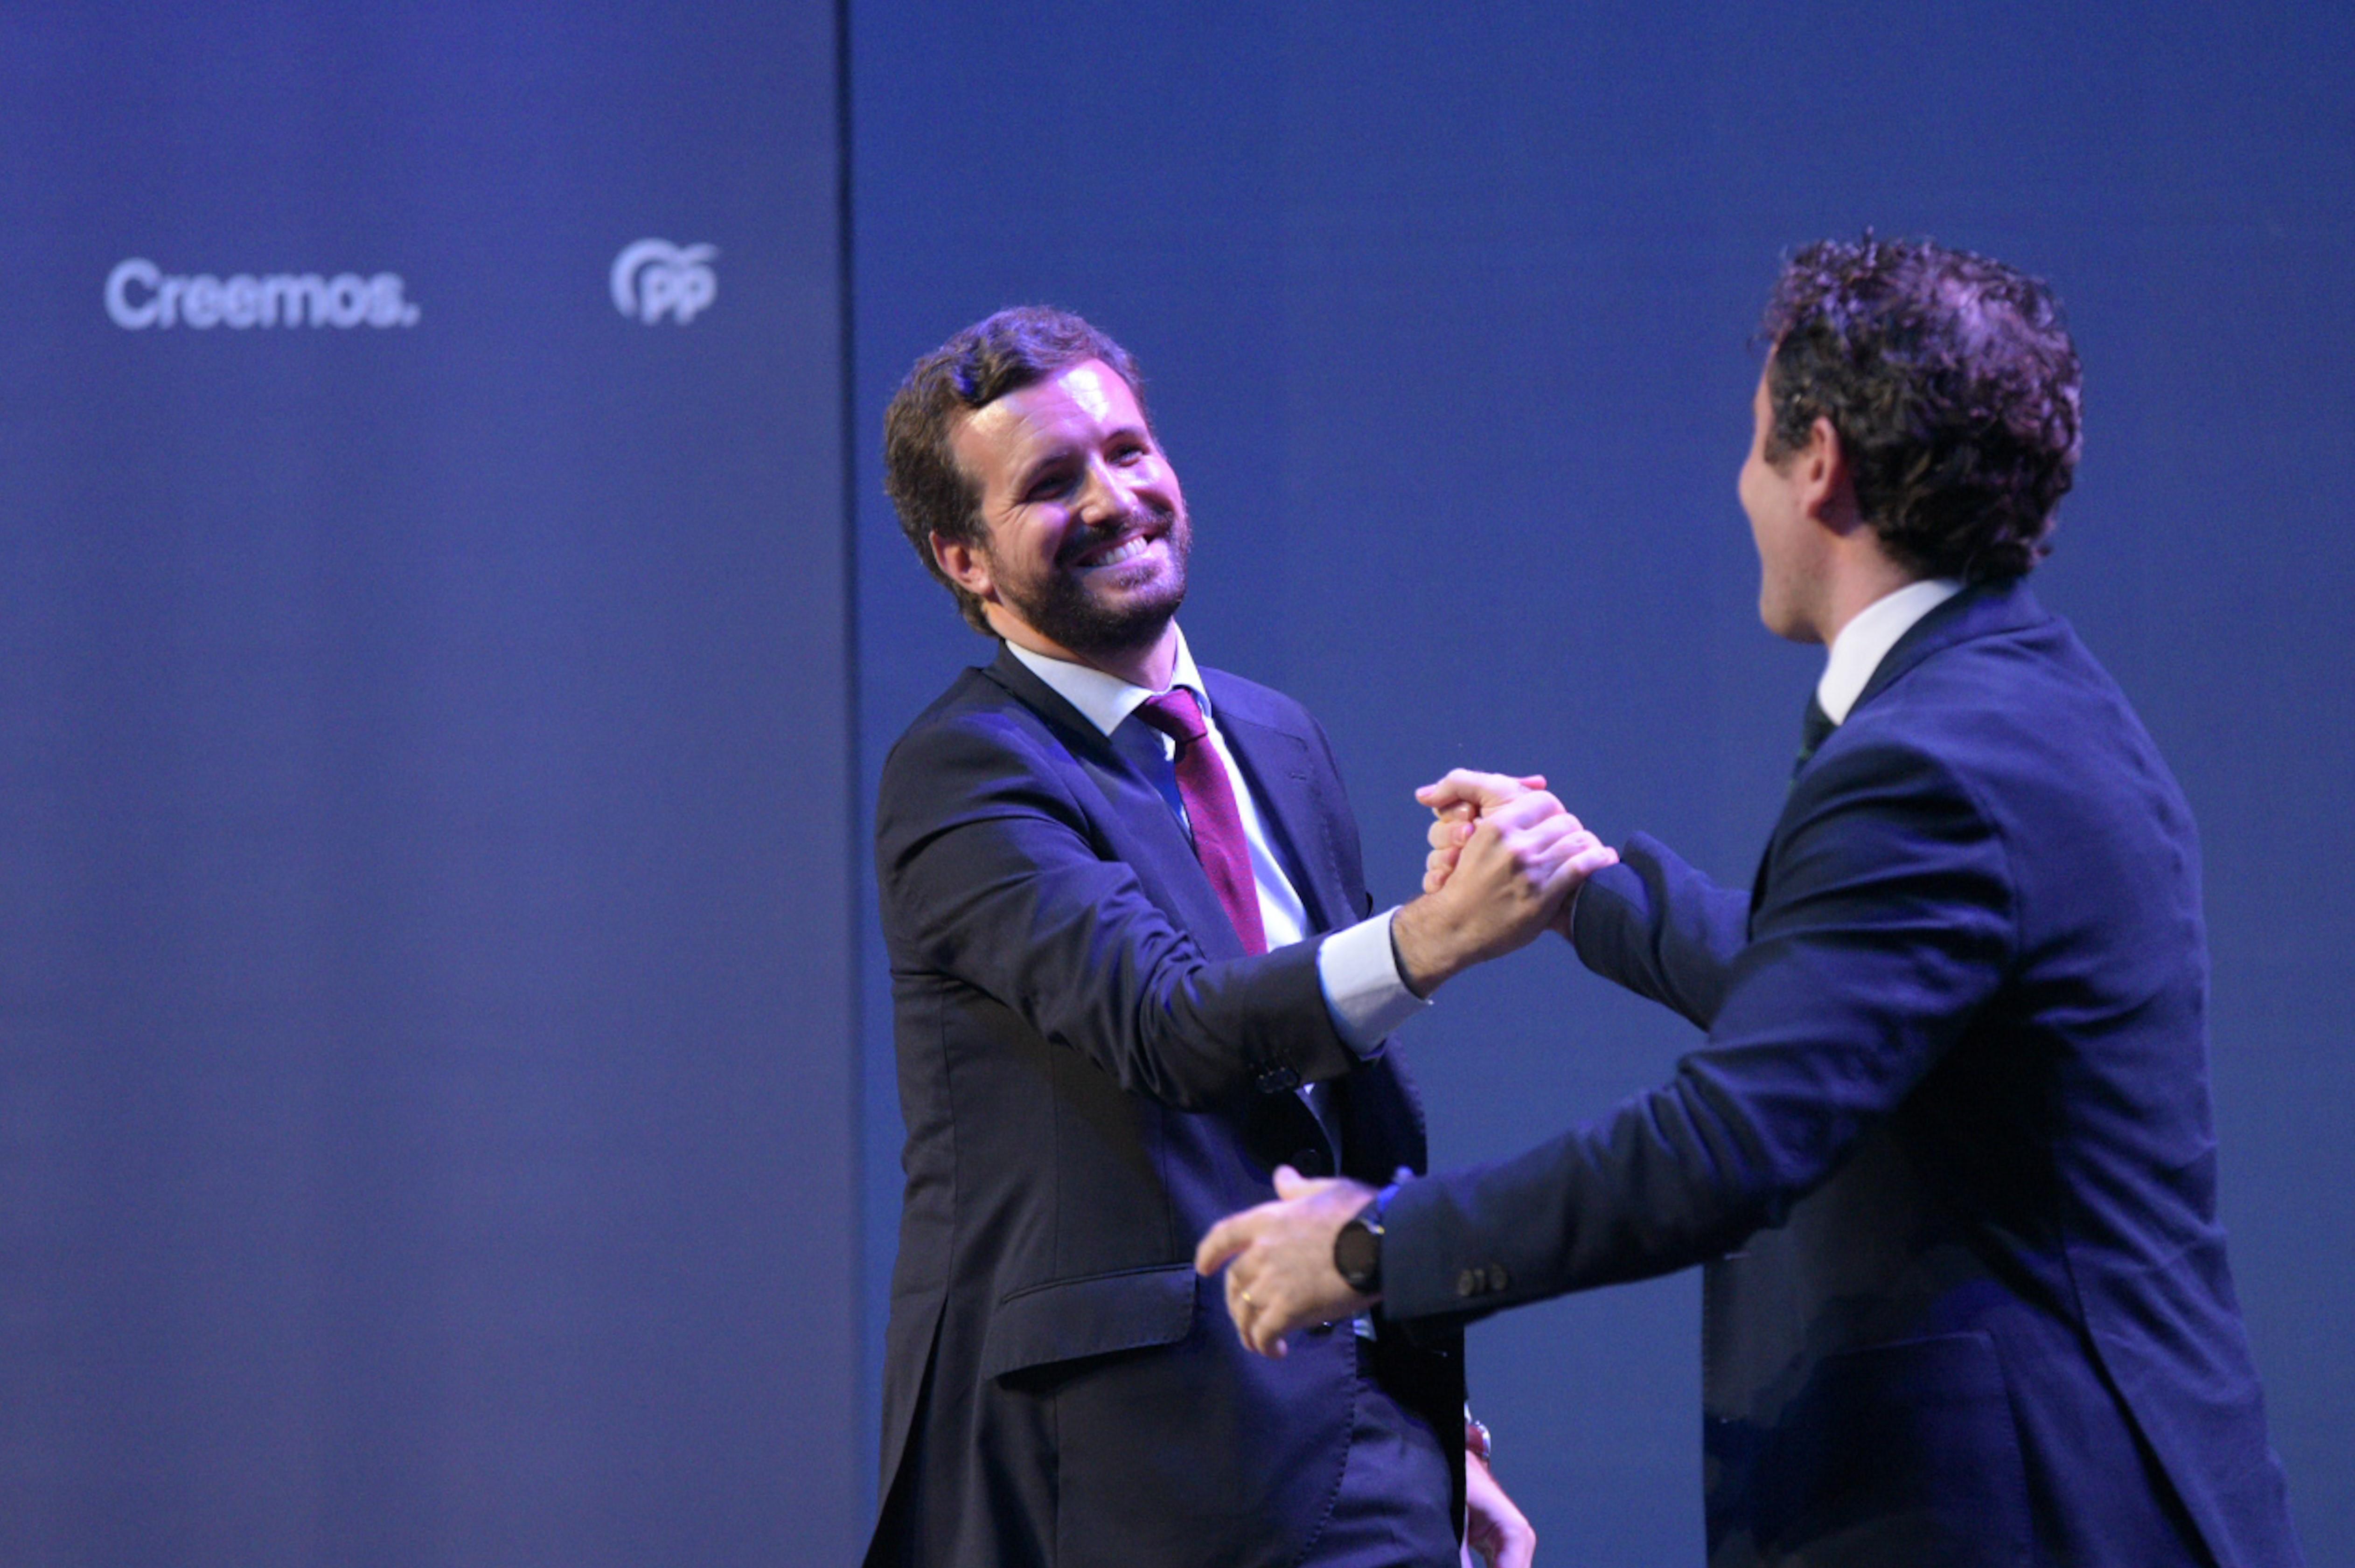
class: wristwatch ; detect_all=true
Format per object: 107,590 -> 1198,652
1332,1181 -> 1400,1295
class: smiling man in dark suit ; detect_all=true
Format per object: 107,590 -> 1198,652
862,306 -> 1616,1568
1200,239 -> 2305,1568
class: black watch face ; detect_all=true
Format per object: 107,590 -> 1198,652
1334,1220 -> 1379,1290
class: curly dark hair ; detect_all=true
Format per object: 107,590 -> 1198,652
1760,236 -> 2082,582
883,306 -> 1151,634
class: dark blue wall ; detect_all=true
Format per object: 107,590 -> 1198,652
5,4 -> 2348,1562
854,3 -> 2355,1560
1,5 -> 858,1563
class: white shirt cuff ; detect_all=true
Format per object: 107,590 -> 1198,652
1316,907 -> 1429,1055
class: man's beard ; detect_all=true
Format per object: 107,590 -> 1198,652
994,505 -> 1191,660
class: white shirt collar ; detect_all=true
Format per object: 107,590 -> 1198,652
1817,578 -> 1964,724
1003,626 -> 1206,739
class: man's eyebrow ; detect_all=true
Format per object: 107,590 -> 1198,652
1009,424 -> 1150,493
1010,442 -> 1079,492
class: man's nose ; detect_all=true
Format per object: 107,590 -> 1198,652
1071,456 -> 1135,525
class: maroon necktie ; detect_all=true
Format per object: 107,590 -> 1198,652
1135,689 -> 1268,956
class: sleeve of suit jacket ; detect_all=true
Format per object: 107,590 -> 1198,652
1380,733 -> 2017,1324
1558,827 -> 1752,1028
876,701 -> 1361,1111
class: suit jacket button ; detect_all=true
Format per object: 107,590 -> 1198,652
1287,1148 -> 1329,1178
1257,1066 -> 1301,1094
1456,1269 -> 1483,1298
1486,1263 -> 1510,1293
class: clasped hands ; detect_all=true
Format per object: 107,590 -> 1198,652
1389,767 -> 1616,998
1195,768 -> 1612,1358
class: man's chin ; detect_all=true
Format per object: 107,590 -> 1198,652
1069,606 -> 1182,662
1031,581 -> 1184,662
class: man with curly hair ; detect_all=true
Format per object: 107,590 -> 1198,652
1201,239 -> 2304,1567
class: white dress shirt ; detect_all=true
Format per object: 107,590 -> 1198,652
1004,629 -> 1427,1055
1817,578 -> 1965,724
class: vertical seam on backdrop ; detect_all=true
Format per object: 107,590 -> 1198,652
835,0 -> 867,1524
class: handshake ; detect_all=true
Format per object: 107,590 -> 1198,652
1388,767 -> 1619,1000
1193,766 -> 1614,1370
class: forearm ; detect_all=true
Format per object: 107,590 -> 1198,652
1570,833 -> 1749,1028
1315,907 -> 1429,1053
1384,758 -> 2014,1325
883,769 -> 1359,1106
934,870 -> 1359,1106
1378,1067 -> 1783,1325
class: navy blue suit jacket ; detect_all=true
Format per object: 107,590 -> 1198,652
865,645 -> 1463,1568
1381,583 -> 2300,1567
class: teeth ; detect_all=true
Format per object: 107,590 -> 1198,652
1088,535 -> 1150,567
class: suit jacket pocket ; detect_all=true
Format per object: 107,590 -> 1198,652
980,1264 -> 1198,1380
1734,1330 -> 2032,1568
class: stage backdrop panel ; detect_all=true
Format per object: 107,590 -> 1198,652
853,1 -> 2354,1559
0,5 -> 856,1565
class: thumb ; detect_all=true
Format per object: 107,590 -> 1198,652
1271,1164 -> 1309,1199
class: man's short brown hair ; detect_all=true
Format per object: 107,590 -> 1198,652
882,306 -> 1150,634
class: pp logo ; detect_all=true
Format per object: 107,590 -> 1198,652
611,239 -> 718,325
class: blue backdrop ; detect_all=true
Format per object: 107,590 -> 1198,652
2,4 -> 857,1564
852,3 -> 2353,1562
4,2 -> 2349,1565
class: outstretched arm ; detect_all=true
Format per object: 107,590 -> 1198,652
1382,737 -> 2014,1325
879,716 -> 1352,1109
1200,737 -> 2013,1342
881,720 -> 1612,1110
1416,768 -> 1756,1029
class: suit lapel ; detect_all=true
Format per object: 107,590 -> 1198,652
983,650 -> 1418,1153
981,652 -> 1352,1174
1202,670 -> 1429,1176
1203,671 -> 1349,936
980,645 -> 1248,962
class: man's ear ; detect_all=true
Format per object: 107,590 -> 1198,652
932,532 -> 997,604
1799,416 -> 1863,535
